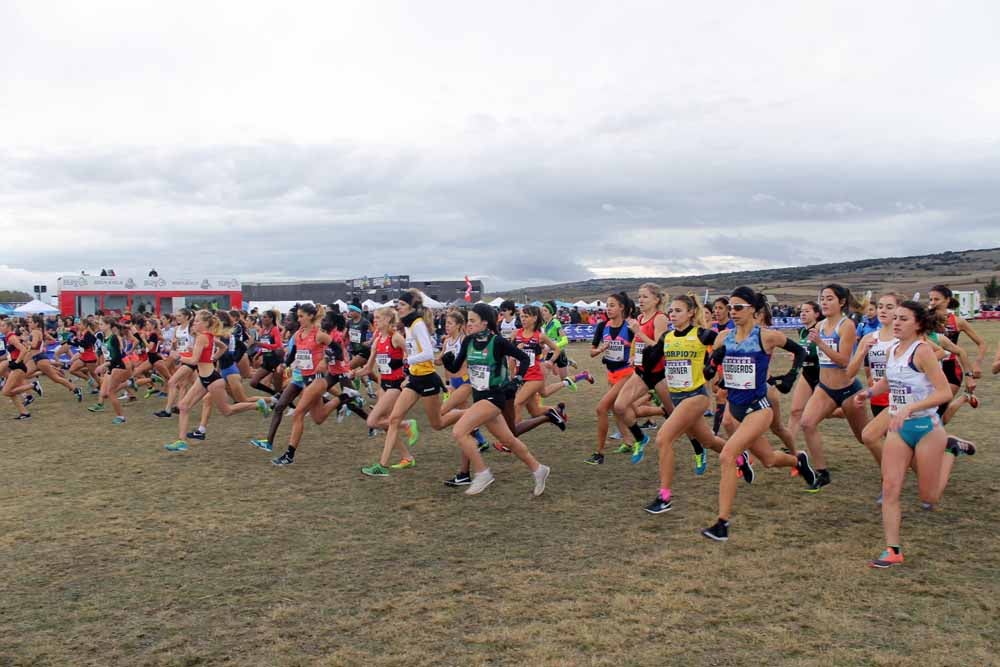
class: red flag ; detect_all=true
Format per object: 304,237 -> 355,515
464,276 -> 472,302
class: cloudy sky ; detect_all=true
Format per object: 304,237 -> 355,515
2,1 -> 999,294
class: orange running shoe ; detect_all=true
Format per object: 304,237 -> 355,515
868,548 -> 904,568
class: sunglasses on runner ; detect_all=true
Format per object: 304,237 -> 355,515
728,304 -> 753,312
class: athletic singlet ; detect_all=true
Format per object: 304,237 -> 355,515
712,319 -> 736,333
442,335 -> 467,377
632,312 -> 665,371
347,317 -> 371,355
514,329 -> 544,381
600,322 -> 633,371
325,330 -> 351,376
374,332 -> 405,381
197,333 -> 215,364
663,326 -> 716,393
404,318 -> 435,376
721,325 -> 770,405
866,334 -> 896,408
886,339 -> 937,419
499,317 -> 519,341
817,316 -> 848,368
176,326 -> 193,359
942,312 -> 960,361
466,335 -> 509,392
6,334 -> 19,361
797,326 -> 819,370
542,318 -> 568,351
292,327 -> 325,376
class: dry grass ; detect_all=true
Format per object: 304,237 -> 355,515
2,325 -> 999,666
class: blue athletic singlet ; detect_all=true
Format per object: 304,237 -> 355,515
721,325 -> 770,405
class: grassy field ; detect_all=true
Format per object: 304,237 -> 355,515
3,325 -> 999,666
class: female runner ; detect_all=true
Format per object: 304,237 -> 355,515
799,284 -> 871,491
855,301 -> 952,568
928,285 -> 986,421
26,315 -> 81,401
2,320 -> 35,419
87,317 -> 130,424
700,287 -> 815,542
785,301 -> 822,441
584,292 -> 636,465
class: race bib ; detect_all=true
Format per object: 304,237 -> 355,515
228,336 -> 236,353
871,361 -> 886,381
405,339 -> 418,357
177,337 -> 191,353
888,380 -> 912,413
470,365 -> 490,391
723,356 -> 756,389
294,349 -> 313,371
817,339 -> 837,365
604,340 -> 624,362
633,342 -> 646,366
666,359 -> 693,389
524,349 -> 536,367
376,353 -> 391,375
0,339 -> 6,354
349,329 -> 361,344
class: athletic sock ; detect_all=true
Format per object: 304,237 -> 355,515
712,406 -> 725,435
888,545 -> 900,555
659,488 -> 672,502
286,445 -> 296,459
690,438 -> 705,455
572,372 -> 588,383
628,424 -> 645,442
195,426 -> 206,434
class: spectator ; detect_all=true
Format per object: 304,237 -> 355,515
570,307 -> 581,324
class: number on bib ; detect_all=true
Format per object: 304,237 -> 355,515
470,366 -> 490,391
723,356 -> 756,390
604,340 -> 624,363
633,342 -> 646,366
294,350 -> 313,371
666,359 -> 694,389
376,353 -> 391,375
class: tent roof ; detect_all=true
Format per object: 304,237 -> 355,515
13,299 -> 59,315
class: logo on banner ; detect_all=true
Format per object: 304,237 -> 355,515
62,277 -> 88,288
200,279 -> 212,290
124,278 -> 136,289
144,277 -> 167,288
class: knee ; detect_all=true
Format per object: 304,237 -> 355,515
388,414 -> 404,428
800,416 -> 819,433
719,449 -> 739,468
881,474 -> 903,499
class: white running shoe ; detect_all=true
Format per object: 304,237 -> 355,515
532,464 -> 550,496
465,468 -> 495,495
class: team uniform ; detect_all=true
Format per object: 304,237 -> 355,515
885,340 -> 941,448
816,317 -> 863,406
401,313 -> 445,396
663,326 -> 717,406
865,335 -> 895,417
720,325 -> 772,422
591,320 -> 634,385
632,312 -> 666,389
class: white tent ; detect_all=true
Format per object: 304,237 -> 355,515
488,297 -> 505,307
14,299 -> 59,315
361,299 -> 382,310
332,299 -> 349,312
572,300 -> 591,309
423,296 -> 446,309
248,300 -> 312,314
588,300 -> 606,310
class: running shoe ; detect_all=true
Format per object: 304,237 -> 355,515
946,436 -> 976,457
151,373 -> 165,385
256,398 -> 271,417
144,387 -> 158,400
390,458 -> 416,470
631,435 -> 649,464
336,403 -> 348,423
806,469 -> 831,493
32,380 -> 43,396
701,519 -> 729,542
111,416 -> 127,425
639,420 -> 657,430
532,464 -> 550,496
609,429 -> 622,440
584,452 -> 604,465
23,394 -> 35,408
284,407 -> 296,417
614,443 -> 632,454
546,408 -> 567,432
966,391 -> 979,409
868,549 -> 904,568
693,451 -> 708,476
249,439 -> 272,452
118,391 -> 130,401
73,387 -> 83,402
737,452 -> 755,485
272,452 -> 295,466
563,377 -> 578,392
921,502 -> 935,511
87,377 -> 96,388
644,494 -> 673,514
402,419 -> 420,446
13,413 -> 31,420
441,391 -> 451,404
444,471 -> 472,487
127,378 -> 137,390
367,428 -> 379,438
164,440 -> 187,452
186,430 -> 206,441
89,389 -> 100,395
153,409 -> 173,418
171,406 -> 180,415
557,402 -> 568,422
478,440 -> 489,453
580,371 -> 595,384
493,442 -> 512,453
361,462 -> 389,477
567,358 -> 578,369
87,403 -> 105,413
796,452 -> 818,487
465,469 -> 495,495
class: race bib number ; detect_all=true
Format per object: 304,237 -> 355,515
817,339 -> 837,365
470,365 -> 490,391
666,359 -> 693,389
633,342 -> 646,366
177,337 -> 191,353
405,339 -> 418,358
524,349 -> 536,367
604,340 -> 624,363
871,362 -> 886,381
376,353 -> 391,375
294,350 -> 313,371
0,339 -> 6,354
723,356 -> 756,390
349,329 -> 361,344
228,336 -> 236,353
888,380 -> 912,413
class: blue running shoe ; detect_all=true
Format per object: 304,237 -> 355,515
631,435 -> 649,464
250,438 -> 272,452
693,451 -> 708,476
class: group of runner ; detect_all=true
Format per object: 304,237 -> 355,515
1,282 -> 996,567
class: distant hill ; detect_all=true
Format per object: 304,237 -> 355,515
499,247 -> 1000,304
